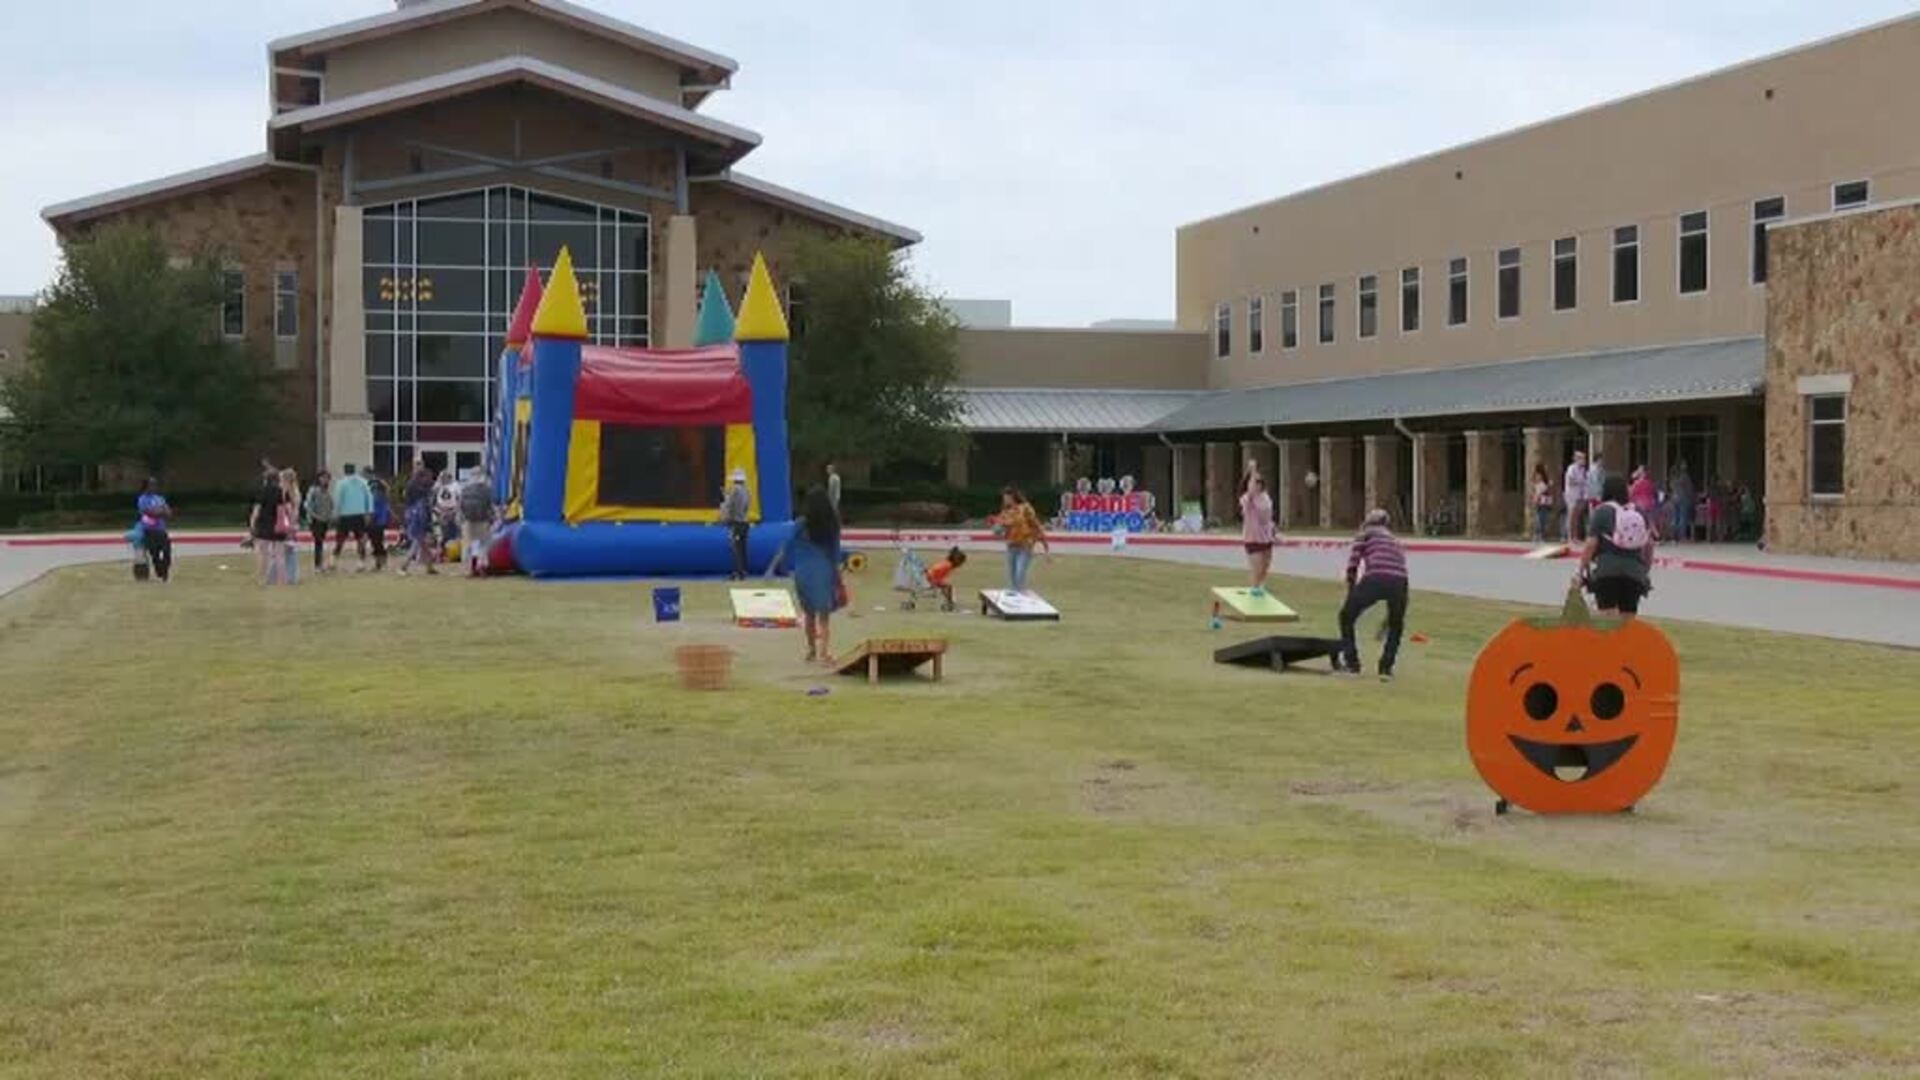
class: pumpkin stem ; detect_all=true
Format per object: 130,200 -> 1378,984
1561,583 -> 1593,626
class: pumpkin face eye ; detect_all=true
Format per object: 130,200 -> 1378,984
1591,683 -> 1626,721
1523,683 -> 1559,721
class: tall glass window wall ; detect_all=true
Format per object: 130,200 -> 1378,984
364,186 -> 650,477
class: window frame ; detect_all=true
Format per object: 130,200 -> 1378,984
1317,283 -> 1336,345
1447,257 -> 1469,328
1496,246 -> 1521,321
1248,296 -> 1264,355
1400,267 -> 1421,335
1832,179 -> 1870,211
1678,210 -> 1709,296
220,267 -> 247,340
1214,301 -> 1231,359
1280,289 -> 1299,350
274,269 -> 299,341
1552,236 -> 1577,312
1611,225 -> 1641,306
1807,393 -> 1847,499
1750,197 -> 1785,286
1357,274 -> 1378,340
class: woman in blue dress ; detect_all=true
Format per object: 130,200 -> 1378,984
777,486 -> 844,664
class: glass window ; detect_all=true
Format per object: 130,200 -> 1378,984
1214,302 -> 1230,358
1752,197 -> 1785,284
1400,268 -> 1420,333
1497,247 -> 1521,319
417,268 -> 486,314
530,223 -> 598,270
416,334 -> 491,379
1357,274 -> 1378,339
221,269 -> 245,338
416,219 -> 487,267
1248,296 -> 1264,354
1447,257 -> 1468,326
1553,237 -> 1577,311
366,333 -> 396,376
416,191 -> 488,219
274,270 -> 298,340
1280,290 -> 1298,350
368,378 -> 396,424
1612,225 -> 1640,304
363,217 -> 396,265
416,379 -> 488,423
1833,180 -> 1870,210
1679,211 -> 1709,294
1317,283 -> 1335,344
528,192 -> 597,224
1808,394 -> 1846,496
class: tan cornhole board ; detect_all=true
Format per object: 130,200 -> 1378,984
731,588 -> 798,628
1211,587 -> 1300,623
835,638 -> 949,684
1523,543 -> 1573,561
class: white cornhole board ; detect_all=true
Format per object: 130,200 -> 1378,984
979,589 -> 1061,622
1523,543 -> 1572,561
1211,587 -> 1300,623
731,588 -> 798,628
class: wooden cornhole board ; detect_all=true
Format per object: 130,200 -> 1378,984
1214,635 -> 1348,673
979,589 -> 1060,621
1211,587 -> 1300,623
1523,543 -> 1572,561
835,638 -> 949,684
731,588 -> 798,628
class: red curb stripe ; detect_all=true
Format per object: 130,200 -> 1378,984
1663,557 -> 1920,593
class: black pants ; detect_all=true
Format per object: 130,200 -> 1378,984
311,521 -> 331,568
1340,576 -> 1408,673
334,514 -> 368,559
369,522 -> 389,569
142,530 -> 173,582
728,522 -> 750,579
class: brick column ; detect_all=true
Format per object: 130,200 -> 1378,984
1276,438 -> 1315,529
1364,434 -> 1404,527
1464,429 -> 1507,537
1319,436 -> 1359,530
1204,441 -> 1237,524
323,204 -> 373,474
1412,432 -> 1448,531
944,433 -> 970,487
1524,426 -> 1564,537
1046,439 -> 1068,488
662,216 -> 698,347
1590,423 -> 1631,491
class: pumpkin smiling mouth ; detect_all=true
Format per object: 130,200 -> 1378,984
1508,735 -> 1639,782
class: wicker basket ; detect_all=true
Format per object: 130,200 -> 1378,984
674,644 -> 734,690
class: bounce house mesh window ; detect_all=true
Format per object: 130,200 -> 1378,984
598,424 -> 726,509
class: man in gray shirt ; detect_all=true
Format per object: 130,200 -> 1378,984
720,468 -> 752,580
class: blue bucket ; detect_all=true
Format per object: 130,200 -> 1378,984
652,586 -> 682,623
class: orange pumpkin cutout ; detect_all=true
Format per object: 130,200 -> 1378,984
1467,587 -> 1679,814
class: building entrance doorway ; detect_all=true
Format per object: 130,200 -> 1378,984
419,444 -> 485,481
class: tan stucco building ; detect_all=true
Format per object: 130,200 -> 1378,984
955,13 -> 1920,555
39,0 -> 915,484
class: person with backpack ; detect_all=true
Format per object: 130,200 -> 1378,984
135,477 -> 174,583
367,474 -> 392,572
1578,473 -> 1654,617
458,468 -> 496,577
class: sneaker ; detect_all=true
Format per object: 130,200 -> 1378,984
1378,667 -> 1395,683
1249,586 -> 1265,597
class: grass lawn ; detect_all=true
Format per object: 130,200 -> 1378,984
2,552 -> 1918,1078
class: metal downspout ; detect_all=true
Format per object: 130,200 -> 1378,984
1157,432 -> 1179,508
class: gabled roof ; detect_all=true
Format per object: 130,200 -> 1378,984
702,171 -> 922,246
270,0 -> 736,87
43,154 -> 297,225
269,56 -> 760,168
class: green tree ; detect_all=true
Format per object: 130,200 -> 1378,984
785,234 -> 961,472
0,223 -> 276,479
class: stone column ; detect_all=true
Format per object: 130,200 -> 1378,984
661,216 -> 699,348
1464,429 -> 1507,537
1141,443 -> 1172,516
1591,423 -> 1631,490
323,204 -> 373,473
1239,440 -> 1276,499
1203,441 -> 1237,524
1046,439 -> 1068,488
1412,432 -> 1448,531
1363,434 -> 1404,527
1523,427 -> 1564,481
1319,436 -> 1358,530
944,433 -> 970,488
1276,438 -> 1314,529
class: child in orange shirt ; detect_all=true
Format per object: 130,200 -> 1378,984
927,546 -> 967,610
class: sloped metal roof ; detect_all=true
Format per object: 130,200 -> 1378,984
1151,337 -> 1765,432
44,154 -> 291,224
956,388 -> 1205,433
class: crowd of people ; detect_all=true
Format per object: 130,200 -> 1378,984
241,457 -> 494,586
1540,453 -> 1760,547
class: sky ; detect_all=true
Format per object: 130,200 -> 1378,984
1,0 -> 1914,326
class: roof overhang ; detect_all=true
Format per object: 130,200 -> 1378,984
270,0 -> 736,101
955,388 -> 1205,434
268,55 -> 761,169
43,154 -> 302,227
698,170 -> 921,247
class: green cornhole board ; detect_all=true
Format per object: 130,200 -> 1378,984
1211,587 -> 1300,623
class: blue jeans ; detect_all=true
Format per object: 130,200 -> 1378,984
1006,545 -> 1033,592
1672,501 -> 1694,542
1533,505 -> 1552,542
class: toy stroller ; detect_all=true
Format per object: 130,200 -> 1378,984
891,548 -> 953,611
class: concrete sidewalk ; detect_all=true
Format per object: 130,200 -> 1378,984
6,530 -> 1917,647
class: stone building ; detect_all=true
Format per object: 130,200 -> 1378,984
951,12 -> 1920,556
39,0 -> 916,485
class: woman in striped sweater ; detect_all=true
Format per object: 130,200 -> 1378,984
1338,509 -> 1409,681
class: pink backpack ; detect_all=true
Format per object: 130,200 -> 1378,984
1608,502 -> 1650,551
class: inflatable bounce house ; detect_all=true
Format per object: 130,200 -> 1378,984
484,248 -> 794,578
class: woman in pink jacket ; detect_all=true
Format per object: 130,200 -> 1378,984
1240,474 -> 1278,592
